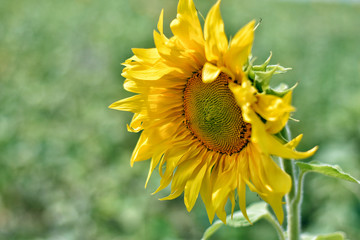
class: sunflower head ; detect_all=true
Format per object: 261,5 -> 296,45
110,0 -> 317,224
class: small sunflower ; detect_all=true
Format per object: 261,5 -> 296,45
110,0 -> 317,224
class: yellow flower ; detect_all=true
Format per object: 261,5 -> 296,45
110,0 -> 317,224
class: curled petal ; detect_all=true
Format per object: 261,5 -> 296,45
247,144 -> 291,224
127,113 -> 144,132
265,91 -> 294,134
254,92 -> 295,122
266,133 -> 318,159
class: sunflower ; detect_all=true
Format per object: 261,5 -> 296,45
110,0 -> 317,224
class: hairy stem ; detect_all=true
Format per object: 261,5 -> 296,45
280,125 -> 301,240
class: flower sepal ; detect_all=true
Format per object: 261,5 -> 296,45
265,82 -> 298,98
246,52 -> 291,94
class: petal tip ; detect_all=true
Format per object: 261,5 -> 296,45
108,102 -> 118,109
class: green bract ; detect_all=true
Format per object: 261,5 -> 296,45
246,53 -> 295,96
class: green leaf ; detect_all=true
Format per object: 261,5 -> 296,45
225,202 -> 268,228
201,202 -> 269,240
301,231 -> 346,240
297,162 -> 360,184
201,221 -> 223,240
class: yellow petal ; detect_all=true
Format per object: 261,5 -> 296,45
159,150 -> 202,200
265,111 -> 291,134
254,93 -> 295,122
160,145 -> 192,184
229,80 -> 257,108
200,163 -> 216,223
204,0 -> 228,63
122,60 -> 175,81
130,122 -> 184,167
123,79 -> 143,94
248,146 -> 291,224
263,91 -> 294,134
219,66 -> 235,80
123,79 -> 172,95
127,113 -> 144,132
237,179 -> 250,223
157,9 -> 164,35
184,162 -> 208,211
260,157 -> 291,224
262,155 -> 291,200
170,0 -> 205,62
145,149 -> 164,188
109,95 -> 143,113
155,172 -> 173,195
224,20 -> 255,80
130,131 -> 152,166
215,197 -> 228,223
229,191 -> 236,219
262,193 -> 286,224
242,108 -> 268,153
153,31 -> 196,74
212,163 -> 236,213
285,134 -> 303,149
243,107 -> 308,163
266,133 -> 318,159
202,62 -> 221,83
132,48 -> 160,64
154,152 -> 173,194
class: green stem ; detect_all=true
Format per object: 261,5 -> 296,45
264,214 -> 286,240
294,171 -> 306,207
280,125 -> 300,240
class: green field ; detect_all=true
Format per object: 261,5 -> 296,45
1,0 -> 359,239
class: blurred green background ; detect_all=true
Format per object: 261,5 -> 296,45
1,0 -> 359,239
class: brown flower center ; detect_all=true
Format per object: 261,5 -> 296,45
183,69 -> 251,154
